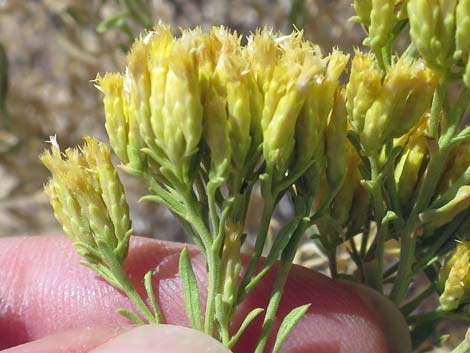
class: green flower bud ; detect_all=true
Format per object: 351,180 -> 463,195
439,242 -> 470,311
420,186 -> 470,229
351,0 -> 372,25
346,52 -> 382,136
147,23 -> 174,151
394,118 -> 428,207
245,29 -> 283,96
261,32 -> 325,175
97,73 -> 129,165
41,137 -> 132,264
325,89 -> 348,192
349,182 -> 371,233
331,141 -> 363,227
366,0 -> 394,50
438,142 -> 470,192
408,0 -> 458,70
361,56 -> 438,151
202,69 -> 231,180
82,137 -> 131,255
455,0 -> 470,60
127,38 -> 154,153
214,28 -> 256,172
294,50 -> 349,174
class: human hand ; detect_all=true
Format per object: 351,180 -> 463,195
0,235 -> 390,353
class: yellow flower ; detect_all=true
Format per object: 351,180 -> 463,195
408,0 -> 459,71
366,0 -> 394,50
41,137 -> 131,263
394,117 -> 428,208
294,50 -> 349,175
96,73 -> 130,165
347,53 -> 438,152
346,52 -> 382,136
439,242 -> 470,311
260,31 -> 325,175
331,140 -> 363,227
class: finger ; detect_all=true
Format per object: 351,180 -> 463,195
2,325 -> 230,353
1,325 -> 131,353
90,325 -> 231,353
0,235 -> 389,353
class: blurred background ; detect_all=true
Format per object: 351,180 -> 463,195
0,0 -> 362,239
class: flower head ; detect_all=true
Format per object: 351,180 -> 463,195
41,137 -> 131,264
439,242 -> 470,311
408,0 -> 456,69
347,53 -> 438,152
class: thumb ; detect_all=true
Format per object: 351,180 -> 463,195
90,325 -> 231,353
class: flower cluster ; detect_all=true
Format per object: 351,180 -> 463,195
408,0 -> 470,84
40,16 -> 470,352
98,23 -> 349,190
41,136 -> 131,265
346,52 -> 438,152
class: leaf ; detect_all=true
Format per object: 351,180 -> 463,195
117,308 -> 144,324
179,247 -> 203,331
243,219 -> 301,297
97,12 -> 128,34
272,304 -> 311,353
144,270 -> 164,323
228,308 -> 264,348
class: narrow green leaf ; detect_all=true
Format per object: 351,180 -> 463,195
179,247 -> 203,331
243,218 -> 301,297
96,12 -> 128,34
228,308 -> 264,348
272,304 -> 311,353
144,270 -> 164,323
117,308 -> 144,324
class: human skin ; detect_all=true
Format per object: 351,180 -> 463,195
0,236 -> 389,353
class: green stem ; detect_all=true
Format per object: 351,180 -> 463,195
104,252 -> 157,323
391,151 -> 449,304
368,155 -> 386,292
414,215 -> 466,274
428,79 -> 447,139
442,87 -> 470,143
205,249 -> 220,336
254,220 -> 309,353
180,193 -> 217,336
237,190 -> 276,304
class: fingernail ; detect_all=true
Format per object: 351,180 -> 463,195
90,324 -> 231,353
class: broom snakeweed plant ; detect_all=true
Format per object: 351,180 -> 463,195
41,1 -> 470,351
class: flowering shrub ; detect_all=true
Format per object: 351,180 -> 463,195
42,1 -> 470,351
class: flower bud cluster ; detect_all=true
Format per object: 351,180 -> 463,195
352,0 -> 408,51
98,23 -> 349,188
346,52 -> 438,152
408,0 -> 470,84
41,136 -> 131,265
